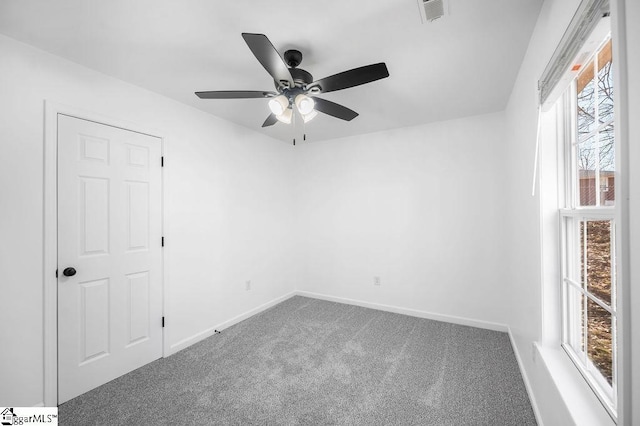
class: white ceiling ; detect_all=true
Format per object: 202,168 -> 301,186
0,0 -> 542,143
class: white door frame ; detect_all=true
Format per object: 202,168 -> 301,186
43,101 -> 169,406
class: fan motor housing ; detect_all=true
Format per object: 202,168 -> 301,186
290,68 -> 313,85
274,67 -> 313,89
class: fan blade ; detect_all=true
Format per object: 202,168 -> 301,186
242,33 -> 294,87
311,63 -> 389,93
195,90 -> 276,99
262,113 -> 278,127
311,97 -> 359,121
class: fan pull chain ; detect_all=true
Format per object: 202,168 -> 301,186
302,113 -> 307,142
293,107 -> 297,146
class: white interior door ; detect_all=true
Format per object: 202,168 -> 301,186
57,114 -> 163,404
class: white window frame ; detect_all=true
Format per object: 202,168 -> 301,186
559,36 -> 618,420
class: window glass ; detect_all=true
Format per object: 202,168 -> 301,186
560,36 -> 617,415
585,220 -> 613,306
577,136 -> 597,206
586,299 -> 613,385
577,62 -> 596,138
576,39 -> 614,207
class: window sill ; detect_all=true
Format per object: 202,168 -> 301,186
537,344 -> 616,425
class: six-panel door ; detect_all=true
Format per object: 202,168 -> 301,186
57,115 -> 163,404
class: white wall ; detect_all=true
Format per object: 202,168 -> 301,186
504,0 -> 639,424
294,112 -> 510,326
502,0 -> 580,421
0,34 -> 296,406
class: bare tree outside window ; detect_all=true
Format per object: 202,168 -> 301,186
576,39 -> 614,207
565,38 -> 616,390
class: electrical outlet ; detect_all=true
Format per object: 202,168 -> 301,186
245,280 -> 251,291
374,276 -> 381,286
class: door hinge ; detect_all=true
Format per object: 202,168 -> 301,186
161,156 -> 164,167
55,269 -> 58,278
162,317 -> 165,328
162,236 -> 165,247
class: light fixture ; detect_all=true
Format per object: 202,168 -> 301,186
268,95 -> 289,116
275,108 -> 292,124
302,110 -> 318,123
295,94 -> 315,115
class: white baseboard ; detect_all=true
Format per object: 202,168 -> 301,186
507,329 -> 544,426
294,290 -> 508,332
168,291 -> 296,355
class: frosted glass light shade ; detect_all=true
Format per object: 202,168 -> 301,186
275,108 -> 292,124
302,110 -> 318,123
295,95 -> 315,115
268,95 -> 288,116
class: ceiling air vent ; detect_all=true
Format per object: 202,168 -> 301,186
419,0 -> 445,23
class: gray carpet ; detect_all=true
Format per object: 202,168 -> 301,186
59,296 -> 537,425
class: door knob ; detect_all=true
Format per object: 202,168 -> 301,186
63,267 -> 77,277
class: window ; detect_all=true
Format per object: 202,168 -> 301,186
560,37 -> 617,416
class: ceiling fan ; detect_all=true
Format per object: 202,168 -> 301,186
195,33 -> 390,131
